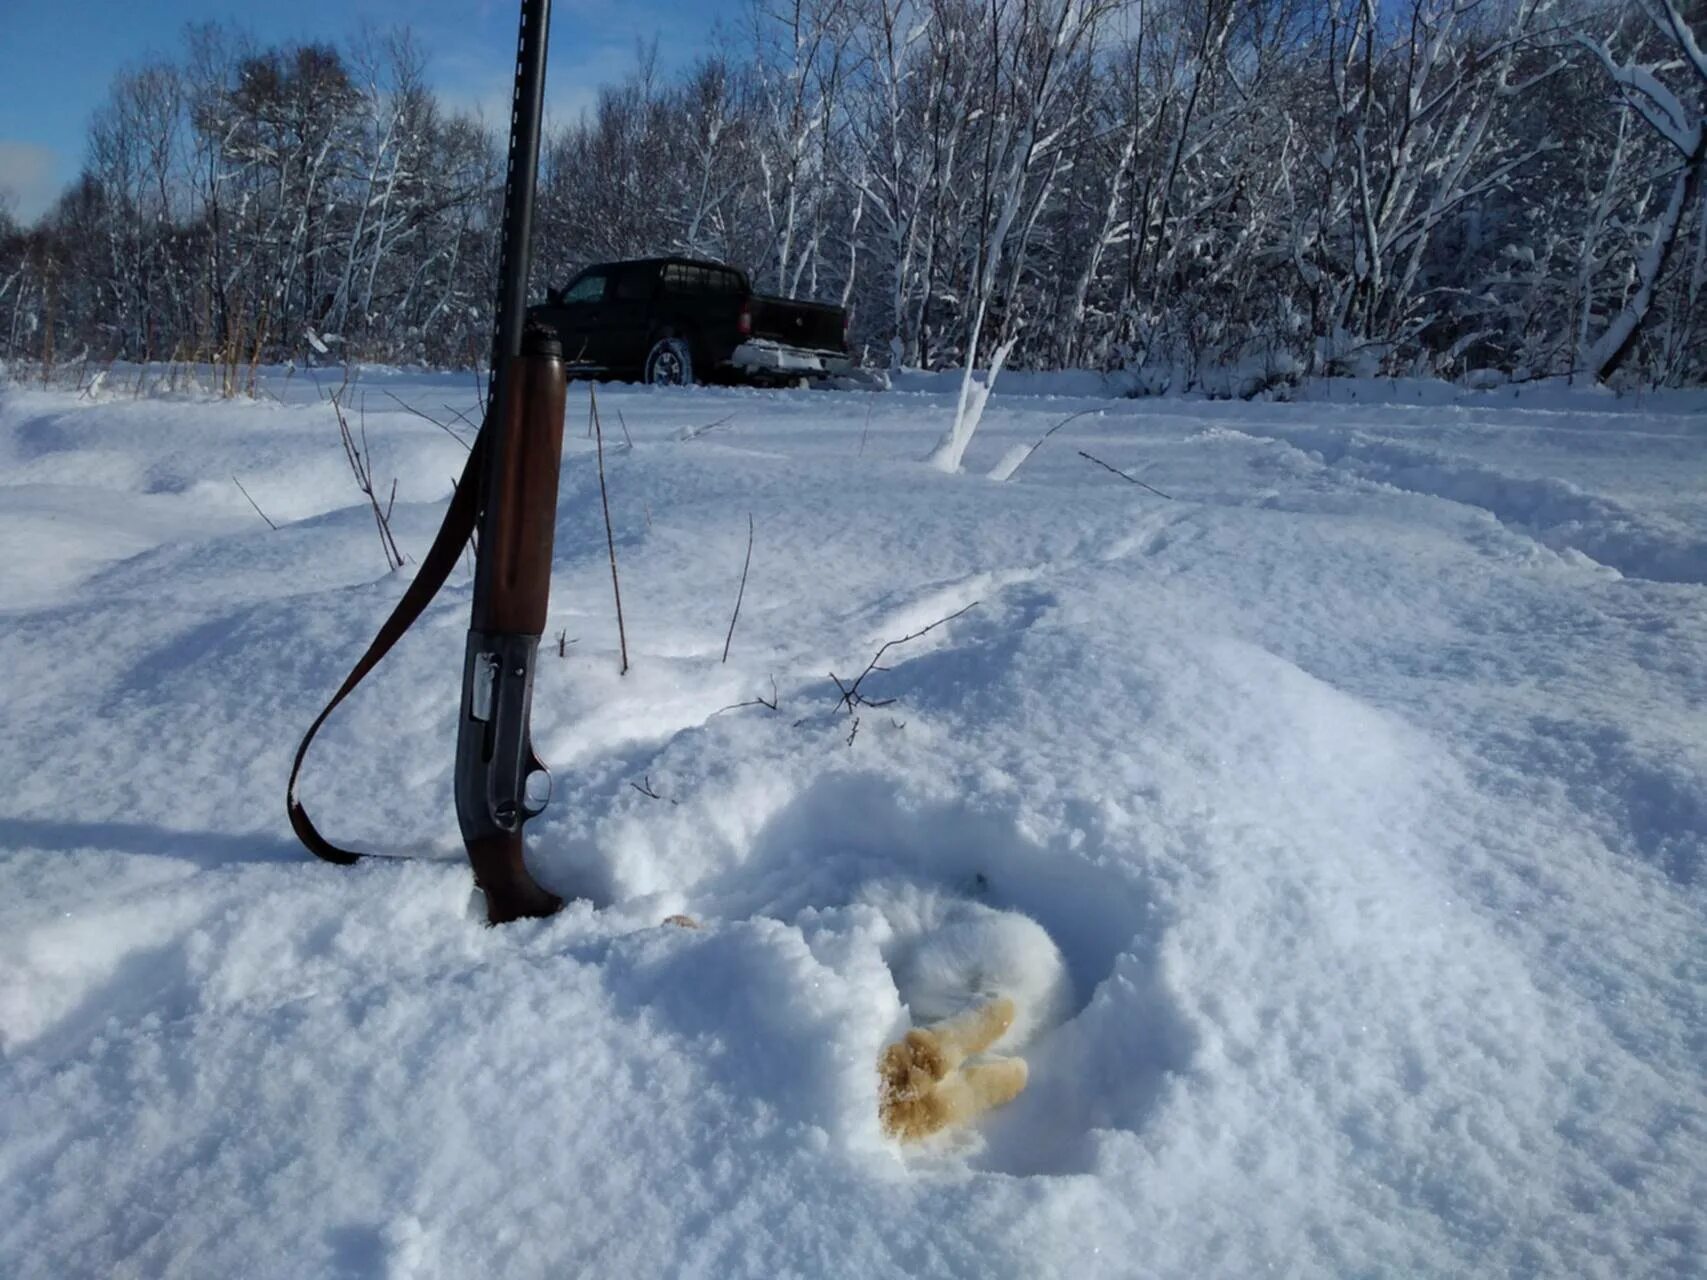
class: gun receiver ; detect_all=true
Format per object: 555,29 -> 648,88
455,325 -> 567,923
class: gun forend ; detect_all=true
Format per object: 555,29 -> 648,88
455,324 -> 568,924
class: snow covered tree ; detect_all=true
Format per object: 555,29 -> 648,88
2,0 -> 1701,388
927,0 -> 1111,471
1576,0 -> 1706,382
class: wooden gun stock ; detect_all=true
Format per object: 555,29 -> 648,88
455,327 -> 568,924
466,831 -> 562,924
475,344 -> 567,636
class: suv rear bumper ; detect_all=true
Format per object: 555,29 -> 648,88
726,339 -> 852,377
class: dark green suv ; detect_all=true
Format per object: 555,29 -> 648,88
532,257 -> 852,386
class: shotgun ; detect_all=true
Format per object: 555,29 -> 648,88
457,0 -> 566,923
288,0 -> 569,924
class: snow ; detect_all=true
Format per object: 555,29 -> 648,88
857,878 -> 1073,1051
1,368 -> 1704,1278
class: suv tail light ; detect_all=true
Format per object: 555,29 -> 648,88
738,303 -> 752,337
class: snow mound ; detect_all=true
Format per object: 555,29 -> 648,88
2,372 -> 1703,1277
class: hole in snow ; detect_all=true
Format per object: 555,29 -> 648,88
683,771 -> 1197,1175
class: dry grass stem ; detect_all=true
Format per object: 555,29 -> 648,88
591,385 -> 630,675
722,513 -> 755,664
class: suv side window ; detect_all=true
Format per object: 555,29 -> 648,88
562,270 -> 608,303
613,265 -> 656,301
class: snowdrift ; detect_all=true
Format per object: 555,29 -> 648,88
1,371 -> 1703,1277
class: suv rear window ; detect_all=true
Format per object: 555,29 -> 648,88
662,263 -> 743,295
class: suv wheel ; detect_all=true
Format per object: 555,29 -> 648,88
644,337 -> 694,387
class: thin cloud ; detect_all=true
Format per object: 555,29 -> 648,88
0,141 -> 64,225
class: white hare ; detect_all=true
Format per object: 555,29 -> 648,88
860,879 -> 1072,1141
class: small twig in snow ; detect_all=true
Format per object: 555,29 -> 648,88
830,601 -> 980,714
712,674 -> 780,717
442,402 -> 483,436
332,389 -> 406,570
631,774 -> 676,804
232,474 -> 278,530
1042,409 -> 1098,445
677,413 -> 734,441
1017,408 -> 1098,474
382,389 -> 471,451
1077,450 -> 1173,499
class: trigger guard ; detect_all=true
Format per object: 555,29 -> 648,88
521,757 -> 553,819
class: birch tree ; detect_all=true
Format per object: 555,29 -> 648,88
5,1 -> 1703,388
1577,0 -> 1706,381
928,0 -> 1109,471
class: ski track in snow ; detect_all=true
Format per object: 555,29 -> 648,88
0,370 -> 1703,1278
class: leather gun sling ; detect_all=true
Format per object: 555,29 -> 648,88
286,428 -> 487,864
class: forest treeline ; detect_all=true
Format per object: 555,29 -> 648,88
1,0 -> 1703,389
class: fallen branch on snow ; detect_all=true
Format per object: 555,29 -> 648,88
1078,450 -> 1173,499
232,474 -> 278,530
829,601 -> 980,715
712,675 -> 780,718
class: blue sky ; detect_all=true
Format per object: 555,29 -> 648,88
0,0 -> 740,223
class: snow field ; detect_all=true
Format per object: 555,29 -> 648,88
1,370 -> 1703,1277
